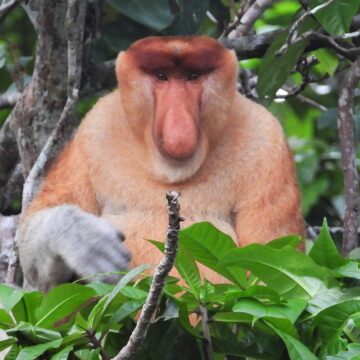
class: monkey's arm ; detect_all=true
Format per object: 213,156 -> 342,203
19,140 -> 131,291
235,140 -> 304,246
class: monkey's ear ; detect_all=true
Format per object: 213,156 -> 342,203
115,51 -> 127,86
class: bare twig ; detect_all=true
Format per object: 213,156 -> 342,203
292,93 -> 327,112
337,56 -> 360,256
287,0 -> 335,47
277,30 -> 360,60
0,0 -> 17,13
200,304 -> 214,360
310,226 -> 360,235
220,29 -> 282,59
87,329 -> 111,360
278,86 -> 327,112
233,0 -> 274,37
223,0 -> 254,37
113,192 -> 183,360
0,91 -> 21,109
339,31 -> 360,40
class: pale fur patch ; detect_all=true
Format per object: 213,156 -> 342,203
152,135 -> 209,183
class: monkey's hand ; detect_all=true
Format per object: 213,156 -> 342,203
19,205 -> 132,291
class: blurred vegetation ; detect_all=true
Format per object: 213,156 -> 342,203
0,0 -> 359,228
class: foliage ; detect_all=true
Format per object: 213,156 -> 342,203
0,222 -> 359,359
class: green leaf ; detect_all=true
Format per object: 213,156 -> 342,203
220,244 -> 336,298
0,285 -> 24,312
4,344 -> 20,360
105,264 -> 149,308
177,302 -> 201,338
107,300 -> 143,328
147,239 -> 200,293
266,235 -> 302,250
313,299 -> 360,349
266,322 -> 318,360
50,345 -> 73,360
35,284 -> 96,328
0,309 -> 15,330
309,219 -> 348,269
61,332 -> 88,348
240,285 -> 281,303
334,262 -> 360,280
121,286 -> 148,300
74,348 -> 100,360
12,291 -> 43,323
175,247 -> 201,298
257,30 -> 309,104
308,287 -> 360,315
7,322 -> 61,343
87,264 -> 148,329
106,0 -> 174,31
16,339 -> 62,360
180,222 -> 247,288
310,0 -> 360,35
326,344 -> 360,359
0,338 -> 16,352
313,48 -> 339,76
233,298 -> 307,324
165,0 -> 209,35
86,282 -> 113,296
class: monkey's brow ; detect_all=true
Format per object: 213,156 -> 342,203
135,51 -> 220,75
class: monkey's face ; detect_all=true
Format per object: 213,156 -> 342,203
116,36 -> 238,183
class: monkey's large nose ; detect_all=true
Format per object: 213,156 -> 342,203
161,113 -> 198,159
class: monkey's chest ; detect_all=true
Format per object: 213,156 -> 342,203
100,195 -> 237,267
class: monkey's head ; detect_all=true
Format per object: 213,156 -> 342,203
116,36 -> 238,183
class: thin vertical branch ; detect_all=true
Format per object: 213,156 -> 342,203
113,192 -> 183,360
337,57 -> 360,256
200,304 -> 214,360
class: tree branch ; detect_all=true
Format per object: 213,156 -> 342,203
200,304 -> 214,360
0,215 -> 19,283
233,0 -> 275,37
277,30 -> 360,60
87,329 -> 111,360
0,0 -> 18,22
6,0 -> 87,285
21,0 -> 86,209
337,56 -> 360,256
0,114 -> 19,189
0,163 -> 23,212
287,0 -> 335,46
0,91 -> 21,109
113,191 -> 183,360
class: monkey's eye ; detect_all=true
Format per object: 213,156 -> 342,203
155,71 -> 168,81
188,72 -> 199,81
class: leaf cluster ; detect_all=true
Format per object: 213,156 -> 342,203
1,221 -> 360,359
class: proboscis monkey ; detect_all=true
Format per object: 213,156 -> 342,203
19,36 -> 304,291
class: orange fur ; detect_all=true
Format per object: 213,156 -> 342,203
25,36 -> 304,284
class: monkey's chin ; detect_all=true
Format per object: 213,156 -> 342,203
152,139 -> 208,184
